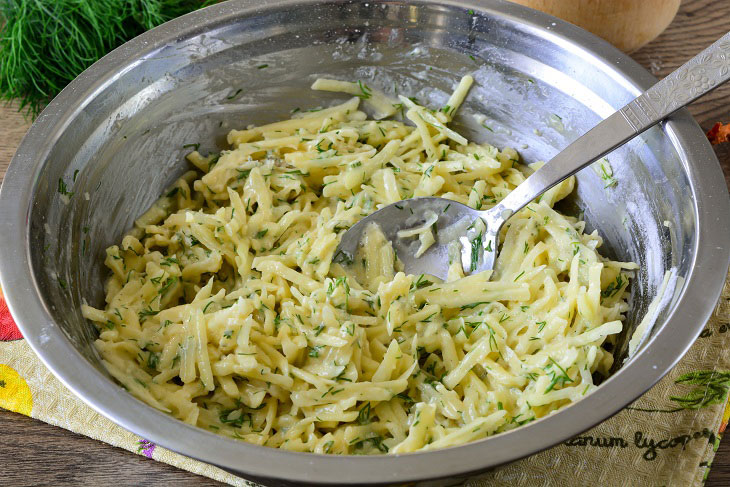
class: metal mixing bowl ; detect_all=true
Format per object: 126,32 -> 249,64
1,0 -> 729,485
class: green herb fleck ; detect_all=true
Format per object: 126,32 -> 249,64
357,402 -> 372,425
601,274 -> 626,299
356,80 -> 372,99
544,357 -> 573,393
57,178 -> 73,197
411,274 -> 433,290
470,231 -> 483,272
226,88 -> 243,100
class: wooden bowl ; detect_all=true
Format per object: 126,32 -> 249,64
507,0 -> 680,52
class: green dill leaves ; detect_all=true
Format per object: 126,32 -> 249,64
219,408 -> 254,429
601,274 -> 626,299
460,301 -> 489,310
332,249 -> 354,267
323,440 -> 334,453
411,274 -> 433,291
158,276 -> 177,296
147,351 -> 160,370
356,80 -> 372,99
350,435 -> 389,453
593,158 -> 618,188
57,178 -> 73,197
357,402 -> 372,425
0,0 -> 217,117
226,88 -> 243,100
160,256 -> 179,266
544,357 -> 573,393
470,231 -> 483,272
138,306 -> 159,322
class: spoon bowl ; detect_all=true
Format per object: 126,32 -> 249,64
335,197 -> 498,281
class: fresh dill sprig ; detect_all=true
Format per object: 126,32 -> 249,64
0,0 -> 217,118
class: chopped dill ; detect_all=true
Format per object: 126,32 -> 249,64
0,0 -> 217,117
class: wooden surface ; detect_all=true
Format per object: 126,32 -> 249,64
1,0 -> 729,485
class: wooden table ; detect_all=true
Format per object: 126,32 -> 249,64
1,0 -> 728,485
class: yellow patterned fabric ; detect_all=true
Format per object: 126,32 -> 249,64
1,275 -> 729,486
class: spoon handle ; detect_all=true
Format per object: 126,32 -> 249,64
482,31 -> 730,231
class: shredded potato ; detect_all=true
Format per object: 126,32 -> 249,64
82,76 -> 635,454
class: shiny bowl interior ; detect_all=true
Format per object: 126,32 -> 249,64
1,0 -> 729,485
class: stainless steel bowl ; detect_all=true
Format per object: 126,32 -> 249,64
1,0 -> 728,484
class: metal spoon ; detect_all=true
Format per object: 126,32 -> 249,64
335,32 -> 730,281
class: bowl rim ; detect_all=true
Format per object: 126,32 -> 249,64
1,0 -> 729,484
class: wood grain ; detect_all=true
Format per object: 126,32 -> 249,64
0,412 -> 223,487
1,0 -> 729,485
0,102 -> 30,181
